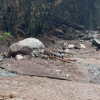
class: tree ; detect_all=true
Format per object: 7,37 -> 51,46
0,0 -> 100,38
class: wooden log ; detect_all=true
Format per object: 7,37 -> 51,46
71,23 -> 85,31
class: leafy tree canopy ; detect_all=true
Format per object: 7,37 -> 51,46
0,0 -> 100,37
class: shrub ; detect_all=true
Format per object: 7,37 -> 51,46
5,32 -> 11,36
0,35 -> 5,41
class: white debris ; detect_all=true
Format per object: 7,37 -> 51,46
80,44 -> 86,49
15,55 -> 23,60
68,44 -> 74,49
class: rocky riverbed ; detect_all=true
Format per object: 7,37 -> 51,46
0,34 -> 100,100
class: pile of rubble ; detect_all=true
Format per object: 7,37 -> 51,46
0,29 -> 100,61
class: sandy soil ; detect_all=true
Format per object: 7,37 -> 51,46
0,76 -> 100,100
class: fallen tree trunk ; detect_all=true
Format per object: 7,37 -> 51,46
71,23 -> 85,31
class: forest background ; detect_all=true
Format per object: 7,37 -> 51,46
0,0 -> 100,38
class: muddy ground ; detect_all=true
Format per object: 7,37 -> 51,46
0,36 -> 100,100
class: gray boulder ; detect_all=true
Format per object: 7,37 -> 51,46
10,38 -> 45,55
82,30 -> 99,40
92,38 -> 100,48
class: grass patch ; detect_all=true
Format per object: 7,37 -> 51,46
5,32 -> 11,36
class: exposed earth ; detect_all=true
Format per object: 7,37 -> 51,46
0,35 -> 100,100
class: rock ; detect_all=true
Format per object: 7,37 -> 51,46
0,54 -> 4,61
50,51 -> 64,59
31,49 -> 45,57
68,44 -> 74,49
3,52 -> 8,58
58,50 -> 65,53
82,30 -> 99,40
79,40 -> 84,42
62,42 -> 68,50
31,50 -> 39,57
39,49 -> 45,54
0,97 -> 4,100
80,44 -> 86,49
15,55 -> 23,60
9,92 -> 18,98
7,64 -> 11,66
10,38 -> 45,56
96,34 -> 100,40
92,38 -> 100,48
74,43 -> 86,49
90,39 -> 93,42
74,43 -> 80,49
58,49 -> 69,54
64,49 -> 70,53
39,54 -> 48,60
96,26 -> 100,32
65,74 -> 70,77
88,33 -> 98,39
0,59 -> 3,62
0,54 -> 4,59
76,31 -> 86,39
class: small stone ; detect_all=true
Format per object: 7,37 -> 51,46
64,49 -> 70,53
62,42 -> 68,50
40,54 -> 48,60
74,43 -> 80,49
0,59 -> 3,62
7,64 -> 11,67
68,44 -> 74,49
3,52 -> 8,58
39,49 -> 45,54
31,52 -> 35,57
60,53 -> 64,56
92,38 -> 100,48
35,54 -> 39,57
80,44 -> 86,49
60,71 -> 64,73
63,42 -> 68,46
90,39 -> 93,42
31,50 -> 40,57
58,50 -> 65,53
65,74 -> 69,77
15,55 -> 23,60
80,40 -> 84,42
9,92 -> 18,98
0,97 -> 4,100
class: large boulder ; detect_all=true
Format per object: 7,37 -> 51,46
10,38 -> 45,56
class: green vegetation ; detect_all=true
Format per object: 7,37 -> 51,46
0,35 -> 5,41
5,32 -> 11,36
0,31 -> 14,41
0,0 -> 100,38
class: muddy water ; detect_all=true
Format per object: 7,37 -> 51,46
85,64 -> 100,84
76,56 -> 100,84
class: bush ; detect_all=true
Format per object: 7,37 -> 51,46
0,35 -> 5,41
5,32 -> 11,36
